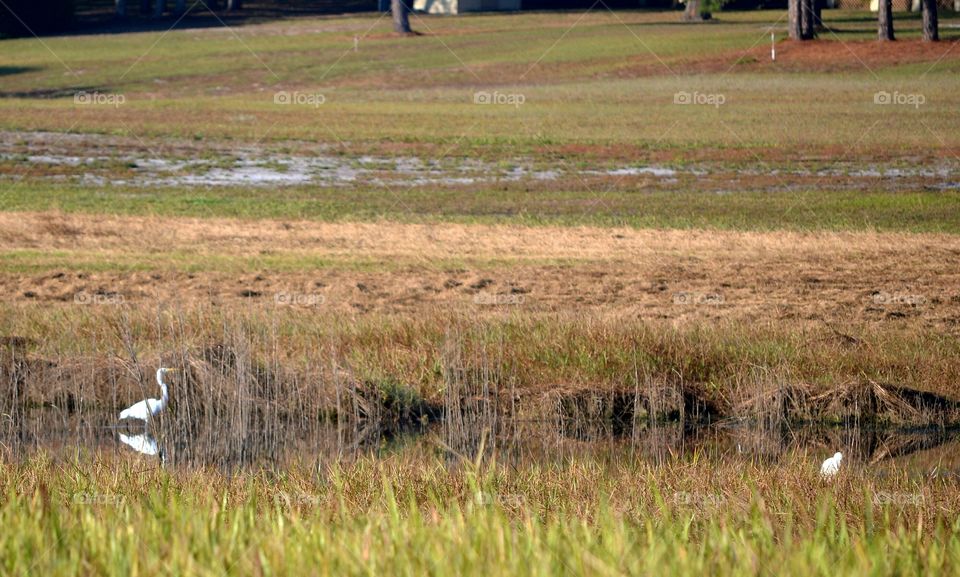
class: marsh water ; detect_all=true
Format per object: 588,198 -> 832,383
6,407 -> 960,480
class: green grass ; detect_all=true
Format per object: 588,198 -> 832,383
2,10 -> 959,234
2,453 -> 958,576
2,181 -> 958,234
0,11 -> 958,154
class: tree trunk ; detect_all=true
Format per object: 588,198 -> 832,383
877,0 -> 894,40
801,0 -> 816,39
153,0 -> 165,17
174,0 -> 186,13
922,0 -> 938,41
116,0 -> 127,17
813,0 -> 823,30
391,0 -> 411,34
140,0 -> 151,14
683,0 -> 708,21
226,0 -> 242,10
788,0 -> 803,40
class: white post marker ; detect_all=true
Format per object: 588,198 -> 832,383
354,36 -> 359,52
771,32 -> 776,61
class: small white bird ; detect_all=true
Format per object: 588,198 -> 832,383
820,451 -> 843,479
119,368 -> 177,421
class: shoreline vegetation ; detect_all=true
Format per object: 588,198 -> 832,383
4,308 -> 960,429
1,453 -> 958,576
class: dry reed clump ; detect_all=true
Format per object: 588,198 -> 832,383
726,370 -> 960,429
807,381 -> 960,426
548,372 -> 723,441
2,304 -> 960,446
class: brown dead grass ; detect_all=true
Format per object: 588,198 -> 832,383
2,211 -> 959,332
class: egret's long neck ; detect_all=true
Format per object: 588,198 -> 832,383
157,371 -> 169,407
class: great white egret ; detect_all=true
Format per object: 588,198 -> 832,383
119,368 -> 177,421
820,451 -> 843,479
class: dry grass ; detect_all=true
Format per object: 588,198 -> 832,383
6,211 -> 960,259
1,212 -> 958,331
3,306 -> 960,440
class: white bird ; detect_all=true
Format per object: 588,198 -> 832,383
820,451 -> 843,479
119,368 -> 177,421
118,432 -> 160,456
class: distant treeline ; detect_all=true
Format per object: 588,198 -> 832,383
1,0 -> 787,38
1,0 -> 75,37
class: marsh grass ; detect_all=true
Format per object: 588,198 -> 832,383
4,304 -> 960,417
2,303 -> 960,469
1,451 -> 958,576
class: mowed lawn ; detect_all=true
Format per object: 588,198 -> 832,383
0,10 -> 959,153
1,10 -> 959,232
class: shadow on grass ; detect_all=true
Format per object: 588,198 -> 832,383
0,66 -> 39,76
0,85 -> 120,99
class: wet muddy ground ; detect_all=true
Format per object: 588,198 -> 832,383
3,131 -> 958,192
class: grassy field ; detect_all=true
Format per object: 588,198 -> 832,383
3,7 -> 960,576
2,453 -> 959,576
4,183 -> 960,231
2,11 -> 960,160
2,9 -> 960,234
1,11 -> 959,152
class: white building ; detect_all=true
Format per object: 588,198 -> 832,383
413,0 -> 521,14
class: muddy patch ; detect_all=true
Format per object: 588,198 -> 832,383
2,131 -> 956,190
0,131 -> 682,188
